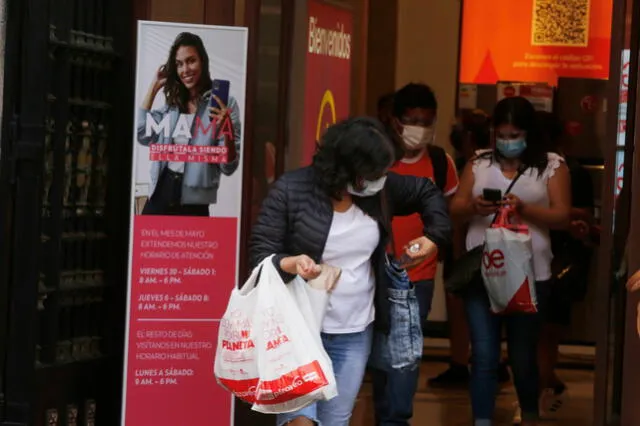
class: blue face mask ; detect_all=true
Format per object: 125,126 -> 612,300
496,138 -> 527,158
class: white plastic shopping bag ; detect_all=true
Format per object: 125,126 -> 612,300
252,258 -> 337,414
287,264 -> 341,332
214,260 -> 265,404
481,206 -> 538,314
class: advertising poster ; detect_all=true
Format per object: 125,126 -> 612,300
458,84 -> 478,110
618,49 -> 630,148
459,0 -> 613,85
615,49 -> 630,200
121,21 -> 248,426
302,0 -> 353,166
496,82 -> 554,112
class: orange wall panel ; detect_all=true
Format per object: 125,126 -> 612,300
459,0 -> 613,85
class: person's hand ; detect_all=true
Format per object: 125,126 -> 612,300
473,196 -> 500,217
399,236 -> 437,269
569,220 -> 590,241
502,194 -> 524,212
209,95 -> 230,125
627,270 -> 640,293
152,65 -> 168,93
294,255 -> 322,280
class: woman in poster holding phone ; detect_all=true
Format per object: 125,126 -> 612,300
137,32 -> 241,216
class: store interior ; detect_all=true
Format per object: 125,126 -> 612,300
343,0 -> 622,425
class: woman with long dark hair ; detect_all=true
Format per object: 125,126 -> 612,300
137,32 -> 241,216
450,97 -> 571,426
250,117 -> 451,426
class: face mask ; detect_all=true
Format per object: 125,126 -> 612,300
402,125 -> 435,150
496,138 -> 527,158
347,175 -> 387,197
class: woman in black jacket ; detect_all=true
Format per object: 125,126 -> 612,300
249,117 -> 451,426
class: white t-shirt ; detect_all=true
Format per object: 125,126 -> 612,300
466,150 -> 563,282
168,113 -> 195,174
321,204 -> 380,334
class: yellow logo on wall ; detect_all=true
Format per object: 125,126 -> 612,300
316,89 -> 337,142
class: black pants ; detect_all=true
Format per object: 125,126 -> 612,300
142,169 -> 210,217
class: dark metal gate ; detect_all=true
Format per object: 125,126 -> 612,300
0,0 -> 134,424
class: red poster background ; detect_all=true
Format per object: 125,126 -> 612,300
123,216 -> 237,425
302,0 -> 353,166
459,0 -> 612,85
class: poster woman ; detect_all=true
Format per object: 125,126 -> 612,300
137,32 -> 241,216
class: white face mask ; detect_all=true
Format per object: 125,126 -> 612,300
347,175 -> 387,197
402,125 -> 435,150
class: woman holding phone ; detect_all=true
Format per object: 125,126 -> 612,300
137,31 -> 241,216
450,97 -> 571,426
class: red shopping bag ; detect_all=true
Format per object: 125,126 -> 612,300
481,206 -> 538,314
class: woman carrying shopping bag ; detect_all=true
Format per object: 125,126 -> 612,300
450,97 -> 571,426
249,116 -> 451,426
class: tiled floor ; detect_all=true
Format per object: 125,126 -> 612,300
351,362 -> 594,425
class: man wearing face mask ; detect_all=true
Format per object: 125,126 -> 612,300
372,83 -> 459,426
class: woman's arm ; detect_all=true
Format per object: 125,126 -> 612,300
387,172 -> 452,251
248,176 -> 296,282
519,162 -> 571,229
450,161 -> 478,223
137,69 -> 169,146
136,107 -> 167,146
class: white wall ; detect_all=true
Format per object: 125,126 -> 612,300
395,0 -> 462,321
395,0 -> 461,154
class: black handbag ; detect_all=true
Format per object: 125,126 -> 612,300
551,240 -> 593,301
445,167 -> 526,295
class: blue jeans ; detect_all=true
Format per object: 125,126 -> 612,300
276,324 -> 373,426
372,279 -> 434,426
464,278 -> 549,425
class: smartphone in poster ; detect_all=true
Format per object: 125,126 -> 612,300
121,21 -> 248,426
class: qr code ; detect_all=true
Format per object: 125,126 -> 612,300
531,0 -> 590,47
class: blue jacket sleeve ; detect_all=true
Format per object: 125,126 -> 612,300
137,106 -> 170,146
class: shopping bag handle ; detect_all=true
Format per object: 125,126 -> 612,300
492,205 -> 529,234
238,254 -> 275,290
488,165 -> 527,228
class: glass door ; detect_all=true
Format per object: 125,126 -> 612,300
616,0 -> 640,420
594,0 -> 640,423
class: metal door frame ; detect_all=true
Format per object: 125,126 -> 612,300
0,0 -> 50,422
594,0 -> 640,423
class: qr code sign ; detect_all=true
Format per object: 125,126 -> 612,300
531,0 -> 590,47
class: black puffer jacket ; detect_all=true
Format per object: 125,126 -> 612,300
249,166 -> 451,334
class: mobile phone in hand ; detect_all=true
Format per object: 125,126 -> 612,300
483,188 -> 503,204
210,79 -> 230,109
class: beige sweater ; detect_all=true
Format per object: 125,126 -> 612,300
627,270 -> 640,336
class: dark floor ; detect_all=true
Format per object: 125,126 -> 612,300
351,361 -> 594,425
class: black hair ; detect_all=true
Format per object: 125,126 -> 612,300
377,92 -> 395,114
392,83 -> 438,118
450,110 -> 491,152
312,117 -> 395,199
536,110 -> 564,152
163,32 -> 212,112
491,96 -> 549,175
